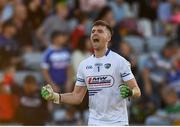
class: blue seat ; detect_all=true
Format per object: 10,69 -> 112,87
14,71 -> 44,85
146,36 -> 168,52
123,35 -> 145,55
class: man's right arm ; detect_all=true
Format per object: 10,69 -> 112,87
60,85 -> 87,105
41,84 -> 87,105
41,60 -> 87,105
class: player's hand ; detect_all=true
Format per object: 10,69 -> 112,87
119,84 -> 133,98
41,84 -> 60,104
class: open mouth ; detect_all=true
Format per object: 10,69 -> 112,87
93,38 -> 99,42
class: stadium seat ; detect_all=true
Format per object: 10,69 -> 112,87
123,35 -> 145,55
22,52 -> 43,71
146,36 -> 168,52
14,71 -> 44,85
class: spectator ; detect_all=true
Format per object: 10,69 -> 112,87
118,41 -> 138,76
142,40 -> 179,107
71,11 -> 91,50
15,75 -> 50,125
146,86 -> 180,125
71,35 -> 92,80
95,6 -> 120,52
161,86 -> 180,125
7,3 -> 33,52
0,65 -> 18,124
138,0 -> 158,21
95,6 -> 116,28
166,49 -> 180,97
0,82 -> 17,124
0,21 -> 17,50
158,0 -> 172,23
0,21 -> 19,69
37,2 -> 71,48
41,31 -> 73,93
26,0 -> 45,30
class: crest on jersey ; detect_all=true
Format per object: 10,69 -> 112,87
104,63 -> 111,69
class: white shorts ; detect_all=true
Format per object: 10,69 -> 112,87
88,121 -> 128,126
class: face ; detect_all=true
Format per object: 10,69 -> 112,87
6,26 -> 16,37
14,4 -> 27,20
54,35 -> 68,46
163,93 -> 177,105
119,42 -> 131,56
165,47 -> 179,58
24,83 -> 37,94
56,4 -> 68,19
90,25 -> 111,50
105,11 -> 114,23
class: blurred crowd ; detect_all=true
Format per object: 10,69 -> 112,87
0,0 -> 180,125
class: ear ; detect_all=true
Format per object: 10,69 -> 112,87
107,32 -> 111,42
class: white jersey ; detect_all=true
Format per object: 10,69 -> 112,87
75,49 -> 135,125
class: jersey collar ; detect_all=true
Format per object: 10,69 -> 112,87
93,49 -> 110,57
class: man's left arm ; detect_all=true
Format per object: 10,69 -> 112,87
119,58 -> 141,98
124,78 -> 141,98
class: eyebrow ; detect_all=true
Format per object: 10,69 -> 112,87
91,28 -> 104,32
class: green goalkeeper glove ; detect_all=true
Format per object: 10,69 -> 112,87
119,84 -> 133,98
41,84 -> 60,104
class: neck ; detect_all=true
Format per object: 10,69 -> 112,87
94,47 -> 108,58
52,44 -> 62,49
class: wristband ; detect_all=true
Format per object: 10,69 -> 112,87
53,92 -> 60,104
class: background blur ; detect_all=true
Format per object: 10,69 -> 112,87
0,0 -> 180,125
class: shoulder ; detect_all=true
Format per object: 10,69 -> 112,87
72,50 -> 81,57
44,47 -> 54,53
109,50 -> 129,63
43,47 -> 54,57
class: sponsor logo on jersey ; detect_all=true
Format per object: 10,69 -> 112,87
86,65 -> 93,69
87,75 -> 114,88
104,63 -> 111,69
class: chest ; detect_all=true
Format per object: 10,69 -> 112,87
83,60 -> 118,89
49,51 -> 70,62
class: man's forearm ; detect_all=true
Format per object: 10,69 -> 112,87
132,87 -> 141,98
60,92 -> 83,105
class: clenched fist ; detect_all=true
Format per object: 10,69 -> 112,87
41,84 -> 60,104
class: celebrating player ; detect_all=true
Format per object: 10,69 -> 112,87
41,20 -> 141,125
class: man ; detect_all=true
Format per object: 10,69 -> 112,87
41,20 -> 141,125
0,21 -> 19,69
15,75 -> 50,125
37,2 -> 71,48
41,30 -> 73,93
